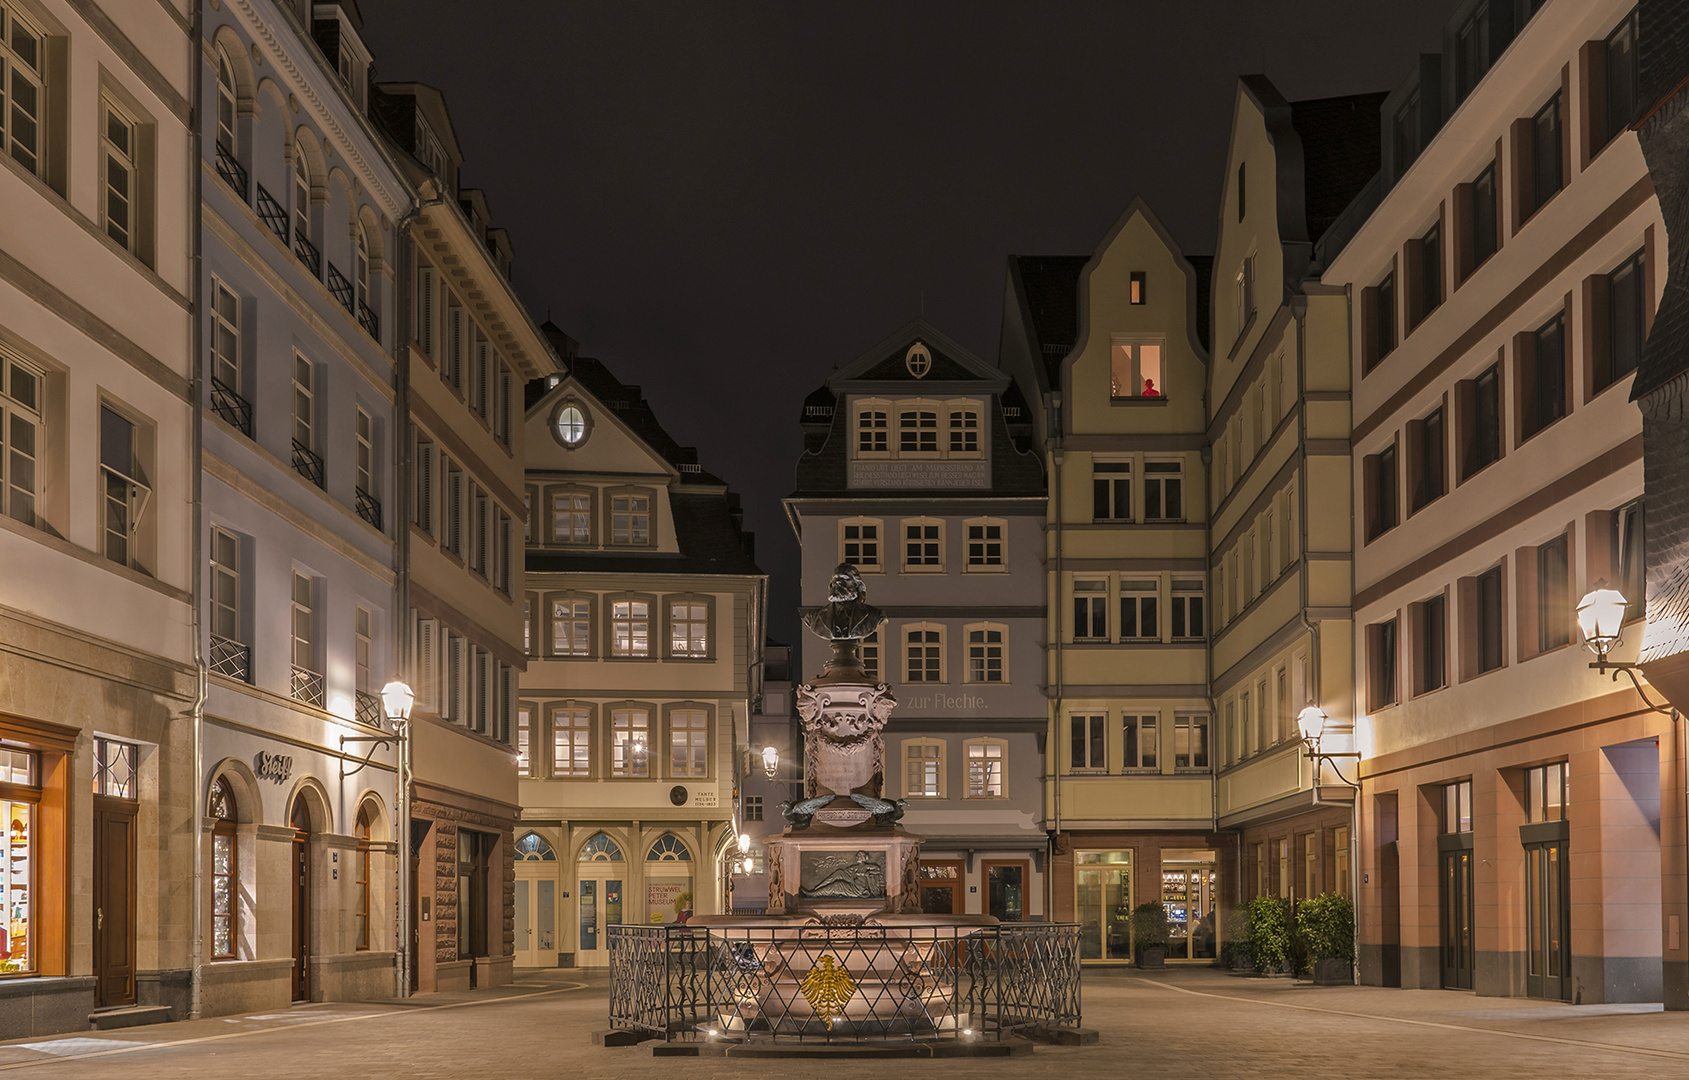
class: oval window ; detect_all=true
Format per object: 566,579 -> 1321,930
557,405 -> 587,446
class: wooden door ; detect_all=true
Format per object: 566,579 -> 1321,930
917,860 -> 962,914
982,860 -> 1029,922
92,797 -> 137,1007
291,803 -> 311,1002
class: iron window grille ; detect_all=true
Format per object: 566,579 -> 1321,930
326,263 -> 355,311
358,298 -> 380,340
214,144 -> 249,200
292,439 -> 325,488
354,690 -> 381,728
291,664 -> 325,708
210,376 -> 252,437
355,487 -> 382,530
294,229 -> 321,278
254,184 -> 288,240
209,634 -> 251,683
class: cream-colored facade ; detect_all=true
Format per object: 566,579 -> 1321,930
0,0 -> 196,1030
1003,200 -> 1227,962
376,82 -> 557,993
1327,0 -> 1667,1001
515,340 -> 765,968
1208,78 -> 1359,908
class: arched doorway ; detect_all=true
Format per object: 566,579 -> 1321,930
575,832 -> 624,968
645,834 -> 693,924
290,796 -> 312,1001
513,832 -> 557,968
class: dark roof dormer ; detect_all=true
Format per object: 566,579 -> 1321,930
312,2 -> 371,110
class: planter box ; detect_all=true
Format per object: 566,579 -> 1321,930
1134,947 -> 1167,969
1312,958 -> 1353,986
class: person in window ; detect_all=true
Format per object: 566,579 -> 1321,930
1142,378 -> 1161,397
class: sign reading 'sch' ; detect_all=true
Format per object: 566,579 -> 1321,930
848,459 -> 990,489
254,751 -> 293,784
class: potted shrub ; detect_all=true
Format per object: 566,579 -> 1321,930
1244,894 -> 1293,975
1130,901 -> 1172,969
1222,909 -> 1254,971
1296,892 -> 1355,985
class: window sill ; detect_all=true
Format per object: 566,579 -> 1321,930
1108,397 -> 1171,407
1410,682 -> 1449,700
1518,410 -> 1570,450
1228,311 -> 1259,360
1456,456 -> 1503,487
901,566 -> 946,574
1407,491 -> 1446,518
963,565 -> 1008,573
962,795 -> 1009,801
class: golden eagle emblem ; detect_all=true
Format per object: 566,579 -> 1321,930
798,954 -> 857,1030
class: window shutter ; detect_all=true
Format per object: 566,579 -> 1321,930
448,634 -> 467,723
416,444 -> 434,533
501,663 -> 516,743
416,618 -> 439,711
449,470 -> 463,555
417,267 -> 436,358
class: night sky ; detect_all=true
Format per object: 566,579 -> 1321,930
360,1 -> 1462,652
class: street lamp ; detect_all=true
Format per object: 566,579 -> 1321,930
380,680 -> 415,999
1296,705 -> 1358,787
761,745 -> 779,779
1577,585 -> 1629,671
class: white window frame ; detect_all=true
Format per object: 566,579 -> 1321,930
210,276 -> 241,394
290,570 -> 315,675
516,703 -> 532,776
903,738 -> 945,798
945,398 -> 981,457
551,594 -> 592,657
1170,578 -> 1206,641
1072,577 -> 1109,642
209,526 -> 241,643
609,490 -> 652,546
2,5 -> 47,176
1123,713 -> 1159,770
1143,459 -> 1185,522
354,603 -> 373,693
551,704 -> 592,778
668,708 -> 710,779
903,622 -> 945,683
964,737 -> 1006,799
1092,458 -> 1132,521
292,138 -> 311,242
896,399 -> 943,457
1173,712 -> 1209,770
840,516 -> 883,572
668,596 -> 711,659
900,517 -> 944,573
610,706 -> 652,778
855,397 -> 891,458
291,354 -> 314,454
1109,335 -> 1167,400
964,622 -> 1006,684
1,349 -> 44,527
610,596 -> 652,658
963,517 -> 1006,571
355,407 -> 374,499
99,404 -> 150,568
1069,714 -> 1106,772
101,96 -> 139,253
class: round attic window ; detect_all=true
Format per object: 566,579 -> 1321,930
906,342 -> 931,379
556,404 -> 588,447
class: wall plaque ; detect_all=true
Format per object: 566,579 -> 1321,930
848,458 -> 990,490
799,850 -> 887,899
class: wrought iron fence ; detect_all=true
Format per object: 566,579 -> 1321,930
354,690 -> 381,727
210,377 -> 252,437
357,298 -> 380,340
209,634 -> 250,683
214,144 -> 249,200
326,263 -> 355,311
255,184 -> 288,239
355,487 -> 382,530
608,919 -> 1080,1044
290,665 -> 325,708
294,230 -> 322,278
292,439 -> 325,488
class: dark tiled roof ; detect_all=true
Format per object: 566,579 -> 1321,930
1641,556 -> 1689,664
855,341 -> 978,382
537,321 -> 724,485
1186,255 -> 1213,353
1015,256 -> 1088,384
1290,93 -> 1387,245
527,491 -> 762,577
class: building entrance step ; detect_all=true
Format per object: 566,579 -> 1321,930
88,1005 -> 173,1031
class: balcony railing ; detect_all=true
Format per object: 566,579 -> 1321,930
358,298 -> 380,341
214,145 -> 249,200
291,665 -> 325,708
326,263 -> 355,311
355,487 -> 382,531
209,377 -> 252,437
354,690 -> 382,728
291,439 -> 325,488
255,184 -> 288,240
294,230 -> 322,278
209,634 -> 250,683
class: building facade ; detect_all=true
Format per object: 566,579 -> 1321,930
1329,0 -> 1667,1002
197,0 -> 410,1011
373,83 -> 555,992
516,330 -> 765,968
0,0 -> 195,1031
789,319 -> 1048,922
1002,205 -> 1228,961
1205,79 -> 1378,918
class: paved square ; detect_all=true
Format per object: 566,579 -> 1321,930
4,968 -> 1689,1077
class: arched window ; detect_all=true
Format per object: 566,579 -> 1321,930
647,833 -> 692,861
355,222 -> 370,306
215,50 -> 238,155
578,833 -> 623,861
354,803 -> 373,950
515,832 -> 556,861
293,142 -> 311,241
211,777 -> 237,959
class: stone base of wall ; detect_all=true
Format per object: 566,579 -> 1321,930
137,968 -> 191,1018
434,958 -> 473,992
474,954 -> 513,989
0,976 -> 97,1038
313,951 -> 396,1003
201,958 -> 294,1016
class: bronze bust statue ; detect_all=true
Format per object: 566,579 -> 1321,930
801,563 -> 886,643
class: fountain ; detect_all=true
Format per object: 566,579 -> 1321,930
608,566 -> 1078,1047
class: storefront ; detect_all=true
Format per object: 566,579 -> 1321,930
1052,831 -> 1235,964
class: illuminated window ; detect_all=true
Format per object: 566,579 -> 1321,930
551,707 -> 592,778
965,623 -> 1005,683
1110,339 -> 1165,400
611,708 -> 651,778
669,710 -> 708,778
211,777 -> 237,958
905,740 -> 944,798
669,598 -> 711,658
965,738 -> 1005,798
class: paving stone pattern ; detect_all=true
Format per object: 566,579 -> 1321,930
5,968 -> 1689,1077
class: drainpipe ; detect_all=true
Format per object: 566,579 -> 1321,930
1047,390 -> 1063,923
1290,295 -> 1323,803
189,0 -> 207,1022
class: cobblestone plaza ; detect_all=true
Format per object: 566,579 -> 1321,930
2,968 -> 1689,1078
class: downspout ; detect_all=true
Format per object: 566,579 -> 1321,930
189,0 -> 206,1023
1342,282 -> 1361,932
1047,391 -> 1063,923
1290,295 -> 1322,804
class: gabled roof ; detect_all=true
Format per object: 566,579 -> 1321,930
1290,92 -> 1388,246
1014,256 -> 1088,386
828,317 -> 1008,390
532,322 -> 724,485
